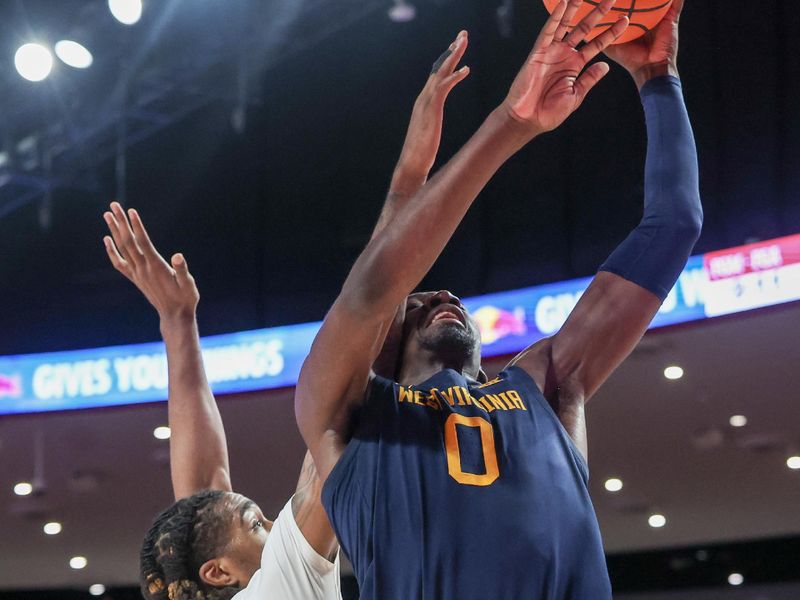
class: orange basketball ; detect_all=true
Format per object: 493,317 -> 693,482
543,0 -> 673,45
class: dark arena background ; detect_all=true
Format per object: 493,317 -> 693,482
1,0 -> 799,598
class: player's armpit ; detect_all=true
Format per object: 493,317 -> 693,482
291,451 -> 338,561
539,271 -> 660,403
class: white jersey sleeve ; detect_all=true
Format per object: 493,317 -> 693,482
232,497 -> 341,600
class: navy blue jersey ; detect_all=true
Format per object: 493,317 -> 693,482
322,366 -> 611,599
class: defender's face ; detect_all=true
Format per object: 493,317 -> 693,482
401,290 -> 481,369
219,493 -> 272,585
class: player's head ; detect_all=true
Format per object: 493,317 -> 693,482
140,490 -> 270,600
398,290 -> 483,382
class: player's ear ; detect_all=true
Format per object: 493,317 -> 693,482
198,557 -> 237,588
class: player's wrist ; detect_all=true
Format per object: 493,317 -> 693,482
159,310 -> 198,335
631,61 -> 679,91
492,104 -> 543,150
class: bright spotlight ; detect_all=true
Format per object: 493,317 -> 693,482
663,365 -> 684,380
787,456 -> 800,470
729,415 -> 747,428
153,426 -> 171,440
55,41 -> 93,69
14,43 -> 54,82
69,556 -> 88,570
14,482 -> 33,496
728,572 -> 744,586
648,514 -> 667,528
109,0 -> 143,25
43,522 -> 63,535
604,478 -> 623,492
89,584 -> 106,596
388,0 -> 416,22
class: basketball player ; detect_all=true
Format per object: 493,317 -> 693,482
101,34 -> 471,600
296,0 -> 700,598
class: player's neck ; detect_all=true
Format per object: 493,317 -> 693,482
397,355 -> 480,387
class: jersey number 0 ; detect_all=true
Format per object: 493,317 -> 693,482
444,413 -> 500,486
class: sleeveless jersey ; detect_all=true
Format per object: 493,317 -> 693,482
322,366 -> 611,599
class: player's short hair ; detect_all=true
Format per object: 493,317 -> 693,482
139,489 -> 239,600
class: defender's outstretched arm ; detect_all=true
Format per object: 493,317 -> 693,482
511,0 -> 701,456
297,0 -> 630,481
103,203 -> 231,500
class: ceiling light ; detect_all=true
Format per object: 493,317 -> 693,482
604,478 -> 623,492
787,456 -> 800,470
14,482 -> 33,496
729,415 -> 747,427
648,514 -> 666,528
728,572 -> 744,586
14,43 -> 54,82
55,40 -> 93,69
153,426 -> 171,440
89,584 -> 106,596
388,0 -> 417,22
69,556 -> 88,570
108,0 -> 143,25
43,522 -> 62,535
663,365 -> 684,380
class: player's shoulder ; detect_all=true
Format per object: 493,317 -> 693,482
366,370 -> 396,396
478,362 -> 541,393
243,499 -> 340,600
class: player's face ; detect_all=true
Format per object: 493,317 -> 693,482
217,493 -> 272,586
401,290 -> 481,371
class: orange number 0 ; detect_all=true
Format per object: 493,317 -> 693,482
444,414 -> 500,486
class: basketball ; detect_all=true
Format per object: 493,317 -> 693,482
543,0 -> 673,44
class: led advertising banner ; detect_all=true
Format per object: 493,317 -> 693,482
1,234 -> 798,415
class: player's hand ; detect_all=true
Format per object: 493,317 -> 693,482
603,0 -> 683,89
103,202 -> 199,324
501,0 -> 628,135
391,31 -> 471,194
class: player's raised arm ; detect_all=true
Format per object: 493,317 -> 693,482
283,36 -> 474,558
296,0 -> 630,480
372,31 -> 470,238
103,203 -> 232,500
371,32 -> 471,377
510,0 -> 700,442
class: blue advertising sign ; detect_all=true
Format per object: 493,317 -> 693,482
2,234 -> 798,415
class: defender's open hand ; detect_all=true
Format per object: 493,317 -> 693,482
103,202 -> 199,323
503,0 -> 629,135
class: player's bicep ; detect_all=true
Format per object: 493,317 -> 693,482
291,451 -> 338,561
514,271 -> 661,402
550,271 -> 661,401
295,301 -> 389,479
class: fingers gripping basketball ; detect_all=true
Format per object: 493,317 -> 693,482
543,0 -> 673,44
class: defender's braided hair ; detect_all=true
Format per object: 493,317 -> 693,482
140,490 -> 241,600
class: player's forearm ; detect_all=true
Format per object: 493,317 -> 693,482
599,76 -> 702,301
161,316 -> 231,499
370,174 -> 427,241
342,107 -> 531,320
371,123 -> 440,240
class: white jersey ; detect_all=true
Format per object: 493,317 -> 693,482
233,498 -> 342,600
